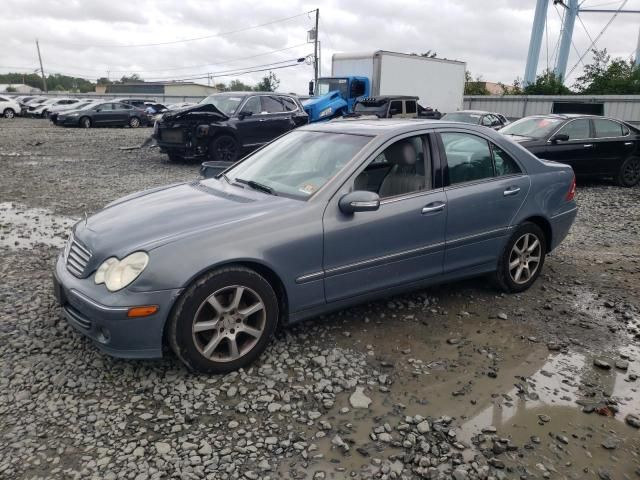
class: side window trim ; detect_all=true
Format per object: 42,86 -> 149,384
592,118 -> 629,140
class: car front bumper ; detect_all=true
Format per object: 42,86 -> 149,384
54,253 -> 182,358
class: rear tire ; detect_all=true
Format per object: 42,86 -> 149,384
495,222 -> 546,293
80,117 -> 91,128
129,116 -> 141,128
3,108 -> 15,119
616,156 -> 640,187
168,266 -> 279,374
209,135 -> 238,163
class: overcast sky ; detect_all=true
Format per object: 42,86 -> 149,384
1,0 -> 639,93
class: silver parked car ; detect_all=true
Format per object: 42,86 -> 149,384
54,119 -> 577,373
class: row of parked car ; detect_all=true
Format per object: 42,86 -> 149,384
150,92 -> 640,188
0,94 -> 195,128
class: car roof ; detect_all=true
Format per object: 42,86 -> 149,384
358,95 -> 419,102
298,118 -> 465,136
212,91 -> 293,97
524,113 -> 597,120
447,110 -> 495,115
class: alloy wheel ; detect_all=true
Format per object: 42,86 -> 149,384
130,117 -> 140,128
4,109 -> 15,119
622,158 -> 640,185
508,233 -> 542,285
192,285 -> 266,363
216,138 -> 237,162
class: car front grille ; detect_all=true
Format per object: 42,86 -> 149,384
65,237 -> 92,278
160,128 -> 184,143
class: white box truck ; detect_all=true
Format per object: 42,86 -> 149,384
331,50 -> 466,114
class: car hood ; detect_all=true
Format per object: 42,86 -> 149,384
73,180 -> 297,258
502,134 -> 539,144
161,103 -> 229,122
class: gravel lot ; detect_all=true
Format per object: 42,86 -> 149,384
1,118 -> 639,479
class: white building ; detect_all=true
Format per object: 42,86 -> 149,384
0,84 -> 42,94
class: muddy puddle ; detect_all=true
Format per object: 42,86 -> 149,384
287,294 -> 640,478
0,202 -> 76,250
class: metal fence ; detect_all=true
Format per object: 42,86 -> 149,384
11,92 -> 208,105
463,95 -> 640,124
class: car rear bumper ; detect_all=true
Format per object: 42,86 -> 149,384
550,206 -> 577,251
54,253 -> 182,359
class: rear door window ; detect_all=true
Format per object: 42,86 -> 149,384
405,101 -> 417,114
260,96 -> 284,113
441,132 -> 494,185
493,145 -> 521,176
280,96 -> 298,111
593,119 -> 625,138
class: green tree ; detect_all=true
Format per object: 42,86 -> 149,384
228,79 -> 253,91
253,71 -> 280,92
5,86 -> 17,92
213,82 -> 228,92
574,48 -> 640,94
523,70 -> 572,95
119,73 -> 143,83
464,71 -> 490,95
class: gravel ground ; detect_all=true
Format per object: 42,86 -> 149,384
1,118 -> 639,480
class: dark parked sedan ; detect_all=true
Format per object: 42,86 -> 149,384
54,119 -> 576,373
500,114 -> 640,187
153,92 -> 308,162
56,101 -> 147,128
441,110 -> 509,130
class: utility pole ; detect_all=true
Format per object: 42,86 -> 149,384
523,0 -> 548,86
314,8 -> 319,89
35,39 -> 47,93
636,26 -> 640,66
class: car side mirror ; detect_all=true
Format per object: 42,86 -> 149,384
550,133 -> 569,143
95,108 -> 101,112
339,191 -> 380,214
238,111 -> 253,120
389,108 -> 400,116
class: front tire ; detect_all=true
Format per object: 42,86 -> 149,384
616,157 -> 640,187
168,266 -> 279,374
129,116 -> 141,128
209,135 -> 238,163
80,117 -> 91,128
495,222 -> 546,293
3,108 -> 15,119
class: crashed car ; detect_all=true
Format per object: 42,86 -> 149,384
153,92 -> 308,162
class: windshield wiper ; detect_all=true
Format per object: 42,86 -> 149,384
236,178 -> 276,195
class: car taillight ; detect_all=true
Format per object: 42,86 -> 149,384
566,175 -> 576,201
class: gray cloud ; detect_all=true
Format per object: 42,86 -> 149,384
1,0 -> 638,91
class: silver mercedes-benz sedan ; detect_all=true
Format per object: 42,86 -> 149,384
54,119 -> 577,373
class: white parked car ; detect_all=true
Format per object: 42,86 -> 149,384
26,98 -> 79,118
0,95 -> 21,118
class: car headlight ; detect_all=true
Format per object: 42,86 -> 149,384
319,107 -> 333,118
94,251 -> 149,292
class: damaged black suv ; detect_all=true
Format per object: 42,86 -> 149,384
153,92 -> 308,162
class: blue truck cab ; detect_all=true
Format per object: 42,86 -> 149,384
303,76 -> 369,122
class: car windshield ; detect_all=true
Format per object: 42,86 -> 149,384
316,78 -> 349,98
501,117 -> 564,139
199,94 -> 244,115
224,131 -> 372,200
442,112 -> 482,124
354,102 -> 386,114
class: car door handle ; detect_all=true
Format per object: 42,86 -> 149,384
625,142 -> 633,146
259,119 -> 268,122
503,187 -> 521,197
583,144 -> 594,148
421,202 -> 446,214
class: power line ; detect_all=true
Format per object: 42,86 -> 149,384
40,43 -> 309,75
66,11 -> 314,49
143,57 -> 309,82
146,62 -> 307,83
566,0 -> 629,78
